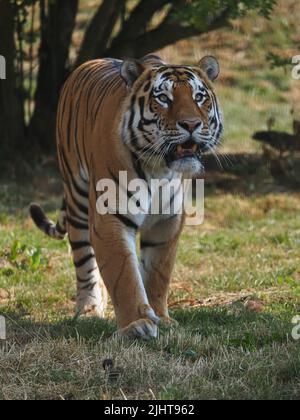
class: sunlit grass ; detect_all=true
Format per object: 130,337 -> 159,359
0,177 -> 299,400
1,0 -> 300,401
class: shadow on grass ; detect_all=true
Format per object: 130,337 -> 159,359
1,305 -> 293,352
1,310 -> 116,346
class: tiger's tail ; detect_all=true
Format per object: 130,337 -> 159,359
30,199 -> 67,240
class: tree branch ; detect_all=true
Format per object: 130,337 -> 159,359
107,0 -> 170,58
107,7 -> 231,59
76,0 -> 123,67
115,0 -> 170,40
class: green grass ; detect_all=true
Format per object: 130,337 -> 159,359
0,176 -> 299,400
1,310 -> 299,400
1,0 -> 300,401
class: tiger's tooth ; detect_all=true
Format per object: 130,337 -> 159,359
192,144 -> 197,152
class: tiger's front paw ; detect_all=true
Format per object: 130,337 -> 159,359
118,318 -> 159,340
160,316 -> 179,327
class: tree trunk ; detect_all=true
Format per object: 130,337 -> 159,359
0,0 -> 25,156
75,0 -> 123,67
29,0 -> 78,152
28,0 -> 230,153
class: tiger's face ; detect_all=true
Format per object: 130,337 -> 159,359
120,56 -> 223,177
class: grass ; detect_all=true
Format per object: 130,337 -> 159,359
1,0 -> 300,401
1,311 -> 299,400
0,174 -> 299,400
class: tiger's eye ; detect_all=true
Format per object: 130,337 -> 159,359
158,94 -> 169,104
195,93 -> 203,102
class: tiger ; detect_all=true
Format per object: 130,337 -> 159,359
30,54 -> 223,340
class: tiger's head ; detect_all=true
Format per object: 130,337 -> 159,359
120,55 -> 223,177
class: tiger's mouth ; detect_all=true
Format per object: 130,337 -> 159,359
172,140 -> 200,161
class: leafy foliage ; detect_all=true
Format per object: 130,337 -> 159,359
173,0 -> 277,29
7,240 -> 46,272
0,0 -> 278,156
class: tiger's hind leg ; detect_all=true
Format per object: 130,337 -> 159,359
69,223 -> 108,317
66,197 -> 108,318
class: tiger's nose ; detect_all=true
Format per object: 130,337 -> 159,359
178,119 -> 202,133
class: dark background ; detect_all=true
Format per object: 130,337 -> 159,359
0,0 -> 276,159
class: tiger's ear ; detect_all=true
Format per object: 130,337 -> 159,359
121,59 -> 145,88
198,56 -> 220,82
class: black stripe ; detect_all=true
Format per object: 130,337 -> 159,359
138,97 -> 159,129
132,153 -> 147,181
108,168 -> 137,202
66,101 -> 73,152
128,95 -> 139,150
113,213 -> 139,231
75,253 -> 95,268
77,275 -> 94,284
61,199 -> 67,211
144,81 -> 151,92
73,100 -> 85,171
58,84 -> 69,142
67,216 -> 89,230
68,201 -> 88,222
71,177 -> 89,201
132,153 -> 151,195
56,223 -> 66,235
161,71 -> 173,80
72,195 -> 89,217
92,74 -> 119,127
60,146 -> 89,199
30,204 -> 49,231
70,241 -> 91,251
128,95 -> 136,128
88,266 -> 98,274
138,97 -> 145,121
80,282 -> 98,291
45,223 -> 52,236
141,240 -> 168,249
108,168 -> 120,187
